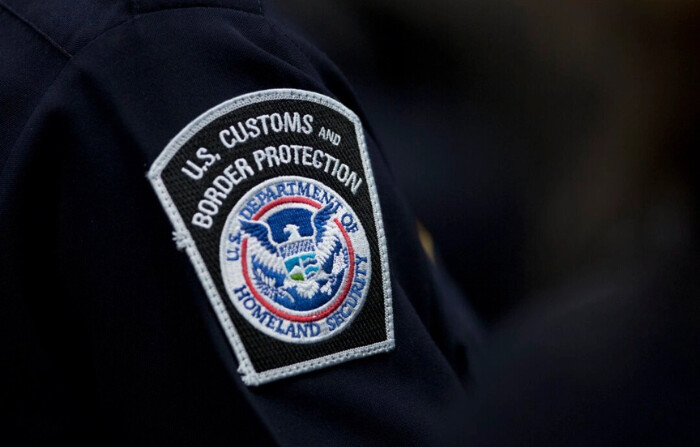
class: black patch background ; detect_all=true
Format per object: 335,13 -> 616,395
161,98 -> 387,373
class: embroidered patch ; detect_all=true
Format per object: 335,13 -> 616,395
148,89 -> 394,385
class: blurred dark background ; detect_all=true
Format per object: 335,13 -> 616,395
270,0 -> 698,323
269,1 -> 699,442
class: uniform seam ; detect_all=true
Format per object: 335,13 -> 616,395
264,18 -> 319,79
0,0 -> 72,58
0,5 -> 264,178
133,2 -> 262,18
0,1 -> 264,60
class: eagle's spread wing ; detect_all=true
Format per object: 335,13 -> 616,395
239,219 -> 277,255
312,202 -> 342,269
312,202 -> 336,244
240,219 -> 287,280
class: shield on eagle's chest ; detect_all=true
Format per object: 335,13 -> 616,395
280,243 -> 317,280
267,208 -> 319,281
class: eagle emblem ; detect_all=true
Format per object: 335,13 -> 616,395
239,201 -> 349,312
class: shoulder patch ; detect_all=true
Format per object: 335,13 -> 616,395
148,89 -> 394,385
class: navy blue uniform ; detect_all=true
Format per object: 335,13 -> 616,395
0,1 -> 479,444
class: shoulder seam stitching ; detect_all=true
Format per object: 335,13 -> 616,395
0,5 -> 263,178
0,1 -> 265,60
0,0 -> 72,58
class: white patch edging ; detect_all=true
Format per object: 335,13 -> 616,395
147,88 -> 394,386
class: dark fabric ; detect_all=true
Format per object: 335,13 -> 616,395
1,1 -> 479,445
464,253 -> 700,445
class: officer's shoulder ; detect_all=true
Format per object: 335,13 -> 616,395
0,0 -> 262,57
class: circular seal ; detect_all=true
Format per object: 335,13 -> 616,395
220,176 -> 371,343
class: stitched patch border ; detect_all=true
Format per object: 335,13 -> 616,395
147,89 -> 394,385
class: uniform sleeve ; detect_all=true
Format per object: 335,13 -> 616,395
1,3 -> 480,444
